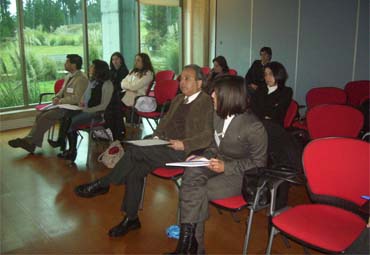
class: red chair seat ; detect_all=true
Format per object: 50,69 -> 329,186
152,167 -> 184,178
273,204 -> 366,252
292,120 -> 307,130
211,195 -> 247,210
35,104 -> 48,111
136,111 -> 161,118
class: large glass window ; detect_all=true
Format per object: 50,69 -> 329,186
87,0 -> 102,61
23,0 -> 83,105
0,0 -> 23,108
139,2 -> 182,74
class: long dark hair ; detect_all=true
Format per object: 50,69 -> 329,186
92,59 -> 110,82
213,75 -> 249,119
109,52 -> 128,71
264,61 -> 288,88
212,55 -> 230,73
130,53 -> 155,77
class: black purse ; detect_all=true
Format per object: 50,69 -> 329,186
241,167 -> 304,207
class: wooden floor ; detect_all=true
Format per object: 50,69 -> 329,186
0,126 -> 321,254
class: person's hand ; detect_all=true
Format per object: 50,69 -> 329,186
207,158 -> 224,173
52,98 -> 60,105
79,101 -> 85,107
249,83 -> 258,90
168,139 -> 185,151
186,155 -> 206,161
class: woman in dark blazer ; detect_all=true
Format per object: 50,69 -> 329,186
251,61 -> 293,126
167,75 -> 268,254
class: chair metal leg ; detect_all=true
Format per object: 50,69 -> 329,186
242,209 -> 255,255
139,176 -> 147,210
266,226 -> 278,255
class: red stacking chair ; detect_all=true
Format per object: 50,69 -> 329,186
344,80 -> 370,107
201,66 -> 211,77
35,79 -> 65,111
136,79 -> 179,132
306,104 -> 364,139
75,111 -> 113,167
292,87 -> 347,130
283,100 -> 298,129
266,137 -> 369,254
228,69 -> 238,75
146,70 -> 175,97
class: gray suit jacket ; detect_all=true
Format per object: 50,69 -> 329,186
203,110 -> 268,176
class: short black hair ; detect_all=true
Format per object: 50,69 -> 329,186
264,61 -> 288,88
92,59 -> 110,81
66,54 -> 82,69
213,75 -> 249,119
260,47 -> 272,60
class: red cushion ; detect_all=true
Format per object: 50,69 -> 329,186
76,121 -> 105,130
152,167 -> 184,178
211,195 -> 247,210
137,111 -> 161,118
35,104 -> 48,111
272,204 -> 366,252
292,120 -> 307,130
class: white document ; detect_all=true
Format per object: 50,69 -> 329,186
58,104 -> 82,110
124,139 -> 170,147
39,103 -> 58,111
166,158 -> 210,167
39,103 -> 82,111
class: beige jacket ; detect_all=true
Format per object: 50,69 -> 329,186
121,71 -> 154,106
54,70 -> 88,105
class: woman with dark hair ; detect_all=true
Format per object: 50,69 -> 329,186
204,55 -> 230,94
167,75 -> 268,254
59,59 -> 114,161
121,53 -> 154,123
105,52 -> 129,141
251,61 -> 293,126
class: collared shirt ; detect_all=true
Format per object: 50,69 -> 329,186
215,114 -> 235,146
268,85 -> 278,94
184,91 -> 201,104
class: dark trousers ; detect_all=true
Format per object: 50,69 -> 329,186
105,91 -> 126,141
100,145 -> 186,218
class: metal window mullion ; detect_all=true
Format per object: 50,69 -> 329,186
82,0 -> 89,72
16,0 -> 29,106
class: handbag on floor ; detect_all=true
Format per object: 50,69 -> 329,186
97,140 -> 124,168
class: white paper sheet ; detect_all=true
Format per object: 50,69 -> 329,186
124,139 -> 170,146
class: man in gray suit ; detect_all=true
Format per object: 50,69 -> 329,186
74,64 -> 214,239
8,54 -> 88,153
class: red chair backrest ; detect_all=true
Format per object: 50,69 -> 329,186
155,70 -> 175,82
228,69 -> 238,75
54,79 -> 65,93
201,66 -> 211,77
344,80 -> 370,107
154,80 -> 179,105
303,137 -> 370,206
283,100 -> 298,128
306,87 -> 347,109
306,104 -> 364,139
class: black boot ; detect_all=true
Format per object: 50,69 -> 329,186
60,132 -> 78,162
166,223 -> 198,255
48,137 -> 66,150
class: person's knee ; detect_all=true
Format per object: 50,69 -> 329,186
182,169 -> 208,186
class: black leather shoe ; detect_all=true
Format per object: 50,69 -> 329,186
8,138 -> 35,153
48,139 -> 65,149
108,217 -> 141,237
74,180 -> 109,198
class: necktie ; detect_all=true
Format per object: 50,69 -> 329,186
183,97 -> 189,104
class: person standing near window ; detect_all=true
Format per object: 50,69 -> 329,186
245,47 -> 272,93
